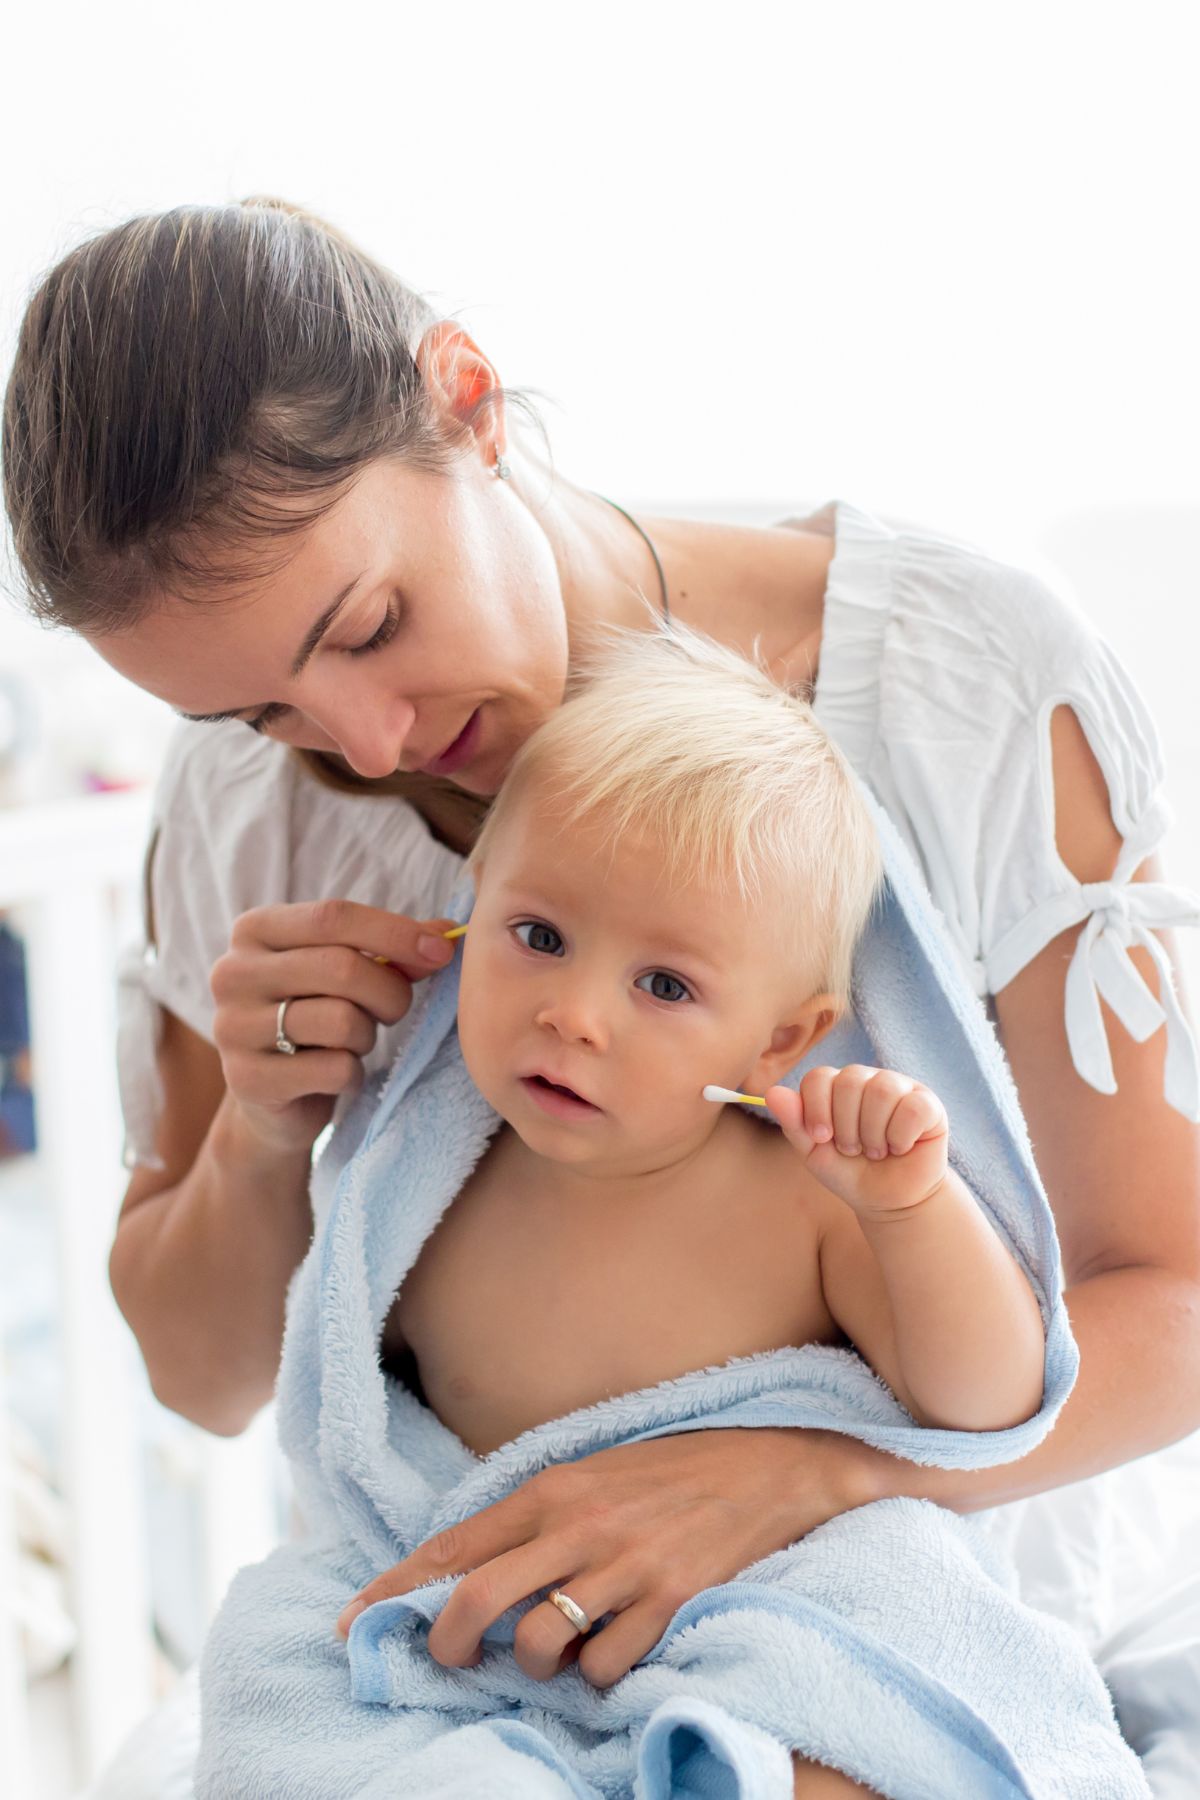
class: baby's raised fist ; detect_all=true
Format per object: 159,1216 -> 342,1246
765,1066 -> 949,1215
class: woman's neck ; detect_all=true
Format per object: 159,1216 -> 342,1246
519,460 -> 832,693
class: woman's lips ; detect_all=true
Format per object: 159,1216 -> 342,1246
520,1075 -> 603,1121
420,707 -> 482,777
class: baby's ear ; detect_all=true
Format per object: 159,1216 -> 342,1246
747,996 -> 841,1091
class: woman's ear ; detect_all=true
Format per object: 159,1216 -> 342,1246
743,995 -> 841,1093
415,321 -> 507,462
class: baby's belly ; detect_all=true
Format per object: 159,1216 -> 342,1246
383,1187 -> 836,1456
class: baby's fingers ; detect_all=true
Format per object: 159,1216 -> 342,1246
790,1067 -> 839,1147
885,1085 -> 948,1155
858,1072 -> 918,1158
764,1084 -> 816,1156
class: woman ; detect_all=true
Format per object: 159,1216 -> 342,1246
5,197 -> 1200,1742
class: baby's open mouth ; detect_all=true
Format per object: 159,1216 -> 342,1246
521,1074 -> 602,1114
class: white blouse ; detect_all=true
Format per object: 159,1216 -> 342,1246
116,499 -> 1200,1167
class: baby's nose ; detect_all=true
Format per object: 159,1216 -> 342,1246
534,992 -> 609,1049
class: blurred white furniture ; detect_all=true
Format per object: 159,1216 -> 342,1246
0,789 -> 280,1797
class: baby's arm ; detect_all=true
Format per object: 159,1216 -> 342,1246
766,1070 -> 1045,1432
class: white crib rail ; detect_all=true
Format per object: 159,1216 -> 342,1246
0,1347 -> 35,1797
0,789 -> 282,1796
0,789 -> 155,1791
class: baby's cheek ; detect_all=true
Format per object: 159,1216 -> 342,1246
455,991 -> 495,1092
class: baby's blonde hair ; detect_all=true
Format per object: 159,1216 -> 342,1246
468,619 -> 884,1007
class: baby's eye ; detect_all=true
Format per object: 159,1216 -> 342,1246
513,921 -> 564,956
635,970 -> 692,1004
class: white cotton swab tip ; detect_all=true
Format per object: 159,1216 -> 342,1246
702,1084 -> 768,1107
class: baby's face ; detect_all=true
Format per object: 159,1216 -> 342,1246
457,786 -> 818,1174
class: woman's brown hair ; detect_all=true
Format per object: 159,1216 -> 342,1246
1,198 -> 522,847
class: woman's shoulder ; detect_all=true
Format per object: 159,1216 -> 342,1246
837,499 -> 1098,690
810,500 -> 1113,799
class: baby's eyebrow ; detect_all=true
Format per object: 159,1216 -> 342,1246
175,573 -> 365,723
639,935 -> 724,976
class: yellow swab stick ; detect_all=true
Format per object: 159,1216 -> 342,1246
702,1084 -> 767,1107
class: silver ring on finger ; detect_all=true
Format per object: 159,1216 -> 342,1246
548,1588 -> 591,1636
275,998 -> 299,1056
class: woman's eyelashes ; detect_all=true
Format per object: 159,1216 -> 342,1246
244,596 -> 405,732
347,593 -> 404,657
246,702 -> 289,734
510,921 -> 694,1004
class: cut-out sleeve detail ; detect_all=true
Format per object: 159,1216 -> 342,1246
980,677 -> 1200,1121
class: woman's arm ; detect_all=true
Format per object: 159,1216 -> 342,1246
337,706 -> 1200,1686
110,900 -> 457,1434
919,704 -> 1200,1503
109,1009 -> 314,1436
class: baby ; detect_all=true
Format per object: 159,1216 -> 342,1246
358,625 -> 1048,1796
384,622 -> 1044,1469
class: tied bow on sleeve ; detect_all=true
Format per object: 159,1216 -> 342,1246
1065,879 -> 1200,1121
989,868 -> 1200,1123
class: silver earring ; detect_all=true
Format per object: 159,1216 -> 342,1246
493,447 -> 511,481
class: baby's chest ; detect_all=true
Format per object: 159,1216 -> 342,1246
382,1150 -> 835,1455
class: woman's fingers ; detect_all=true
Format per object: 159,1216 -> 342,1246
336,1492 -> 540,1640
265,945 -> 418,1022
429,1548 -> 634,1676
231,899 -> 459,980
576,1597 -> 680,1690
512,1566 -> 653,1684
222,1046 -> 366,1108
209,903 -> 462,1148
268,996 -> 377,1059
417,1540 -> 564,1670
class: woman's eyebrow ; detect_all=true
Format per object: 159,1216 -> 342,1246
176,575 -> 365,723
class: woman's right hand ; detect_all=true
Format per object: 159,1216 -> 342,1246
209,899 -> 459,1154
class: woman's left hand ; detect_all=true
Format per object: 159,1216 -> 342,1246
335,1427 -> 882,1687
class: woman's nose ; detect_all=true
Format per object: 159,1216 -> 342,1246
319,695 -> 418,779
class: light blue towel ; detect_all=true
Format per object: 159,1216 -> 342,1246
196,796 -> 1150,1798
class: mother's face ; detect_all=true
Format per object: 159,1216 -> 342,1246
88,454 -> 568,796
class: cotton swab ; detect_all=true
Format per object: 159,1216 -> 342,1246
702,1084 -> 767,1107
441,924 -> 468,939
